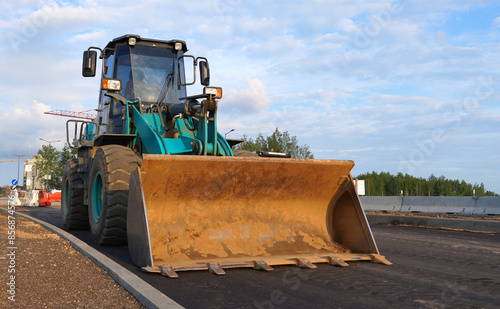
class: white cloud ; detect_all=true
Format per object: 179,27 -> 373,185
0,100 -> 67,158
494,17 -> 500,27
223,78 -> 270,113
245,35 -> 305,58
235,16 -> 281,37
337,146 -> 401,154
67,30 -> 107,43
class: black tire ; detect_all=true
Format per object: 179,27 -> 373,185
233,149 -> 258,157
61,159 -> 88,230
88,145 -> 141,245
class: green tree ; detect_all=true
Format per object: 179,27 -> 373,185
35,144 -> 61,190
234,128 -> 314,159
59,144 -> 74,170
54,144 -> 76,188
34,144 -> 75,190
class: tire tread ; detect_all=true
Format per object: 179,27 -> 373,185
89,145 -> 141,245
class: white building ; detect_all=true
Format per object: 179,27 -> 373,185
23,157 -> 43,190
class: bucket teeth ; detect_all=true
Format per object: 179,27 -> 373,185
160,266 -> 179,278
370,254 -> 393,266
297,258 -> 317,269
327,256 -> 349,267
254,260 -> 274,271
207,263 -> 226,276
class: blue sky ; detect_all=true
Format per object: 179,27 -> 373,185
0,0 -> 499,193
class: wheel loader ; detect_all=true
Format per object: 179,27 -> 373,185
62,34 -> 390,278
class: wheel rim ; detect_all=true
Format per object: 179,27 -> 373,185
62,179 -> 69,215
91,170 -> 103,223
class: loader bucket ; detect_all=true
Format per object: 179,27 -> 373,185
127,155 -> 390,277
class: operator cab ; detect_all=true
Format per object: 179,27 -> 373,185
82,35 -> 190,136
115,39 -> 187,104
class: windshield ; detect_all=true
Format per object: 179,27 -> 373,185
115,44 -> 185,104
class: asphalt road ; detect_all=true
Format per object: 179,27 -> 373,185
11,203 -> 500,309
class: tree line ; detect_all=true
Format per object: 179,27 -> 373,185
356,171 -> 498,196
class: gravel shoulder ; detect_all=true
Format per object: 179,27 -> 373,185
0,211 -> 145,308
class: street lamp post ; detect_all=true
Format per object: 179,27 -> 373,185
39,138 -> 61,147
12,154 -> 36,188
39,138 -> 61,189
14,154 -> 22,186
225,129 -> 235,139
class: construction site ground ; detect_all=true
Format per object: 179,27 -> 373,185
1,198 -> 500,308
0,209 -> 145,308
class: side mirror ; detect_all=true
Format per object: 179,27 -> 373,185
82,50 -> 97,77
199,60 -> 210,86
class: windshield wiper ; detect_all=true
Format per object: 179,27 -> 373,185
156,60 -> 175,105
156,72 -> 173,105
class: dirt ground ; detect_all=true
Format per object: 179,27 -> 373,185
0,213 -> 145,308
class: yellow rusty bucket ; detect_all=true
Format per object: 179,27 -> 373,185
127,155 -> 390,277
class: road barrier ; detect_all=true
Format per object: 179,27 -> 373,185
38,190 -> 51,207
8,188 -> 22,206
360,196 -> 500,216
24,190 -> 40,207
475,197 -> 500,216
48,190 -> 61,202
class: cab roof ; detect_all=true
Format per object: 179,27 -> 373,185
105,34 -> 188,52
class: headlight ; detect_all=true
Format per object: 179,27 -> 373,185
204,87 -> 222,99
102,78 -> 122,91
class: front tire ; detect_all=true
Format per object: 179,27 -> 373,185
61,159 -> 88,230
89,145 -> 141,245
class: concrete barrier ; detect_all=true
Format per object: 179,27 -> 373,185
358,196 -> 402,212
403,196 -> 475,215
360,196 -> 500,216
475,197 -> 500,215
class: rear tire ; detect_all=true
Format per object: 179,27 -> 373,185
61,159 -> 88,230
89,145 -> 141,245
